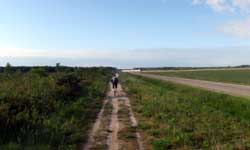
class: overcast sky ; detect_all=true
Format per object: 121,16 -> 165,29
0,0 -> 250,68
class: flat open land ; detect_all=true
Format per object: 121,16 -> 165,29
122,73 -> 250,149
144,69 -> 250,85
132,73 -> 250,98
3,67 -> 250,149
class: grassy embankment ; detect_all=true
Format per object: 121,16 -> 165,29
146,69 -> 250,85
122,73 -> 250,149
0,67 -> 113,149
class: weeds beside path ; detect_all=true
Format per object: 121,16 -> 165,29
122,73 -> 250,149
83,83 -> 143,150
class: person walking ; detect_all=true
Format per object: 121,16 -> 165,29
111,72 -> 119,96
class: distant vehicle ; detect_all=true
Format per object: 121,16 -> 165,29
122,69 -> 141,73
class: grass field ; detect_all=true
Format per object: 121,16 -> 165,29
122,73 -> 250,149
0,67 -> 112,149
146,69 -> 250,85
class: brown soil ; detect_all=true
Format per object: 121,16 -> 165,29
83,84 -> 144,150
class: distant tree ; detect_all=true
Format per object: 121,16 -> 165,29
56,63 -> 61,68
4,62 -> 12,73
56,63 -> 61,72
6,62 -> 11,67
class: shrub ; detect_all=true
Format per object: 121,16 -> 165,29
0,67 -> 113,149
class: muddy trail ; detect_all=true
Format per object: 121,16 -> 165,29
83,84 -> 143,150
132,73 -> 250,98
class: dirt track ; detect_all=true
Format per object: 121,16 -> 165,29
132,73 -> 250,98
83,83 -> 143,150
142,68 -> 250,73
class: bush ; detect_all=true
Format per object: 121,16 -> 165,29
56,72 -> 84,99
30,68 -> 47,77
0,67 -> 113,149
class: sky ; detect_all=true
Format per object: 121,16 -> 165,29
0,0 -> 250,68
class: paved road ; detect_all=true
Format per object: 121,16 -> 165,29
131,73 -> 250,98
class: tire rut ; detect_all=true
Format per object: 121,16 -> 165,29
84,83 -> 143,150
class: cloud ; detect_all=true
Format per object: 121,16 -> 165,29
232,0 -> 250,13
0,48 -> 124,59
193,0 -> 250,12
1,47 -> 250,68
219,18 -> 250,38
192,0 -> 250,38
0,48 -> 167,62
192,0 -> 234,12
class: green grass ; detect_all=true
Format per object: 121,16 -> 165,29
0,67 -> 113,149
147,69 -> 250,85
122,73 -> 250,149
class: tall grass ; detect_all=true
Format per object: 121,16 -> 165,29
0,67 -> 113,149
122,73 -> 250,149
